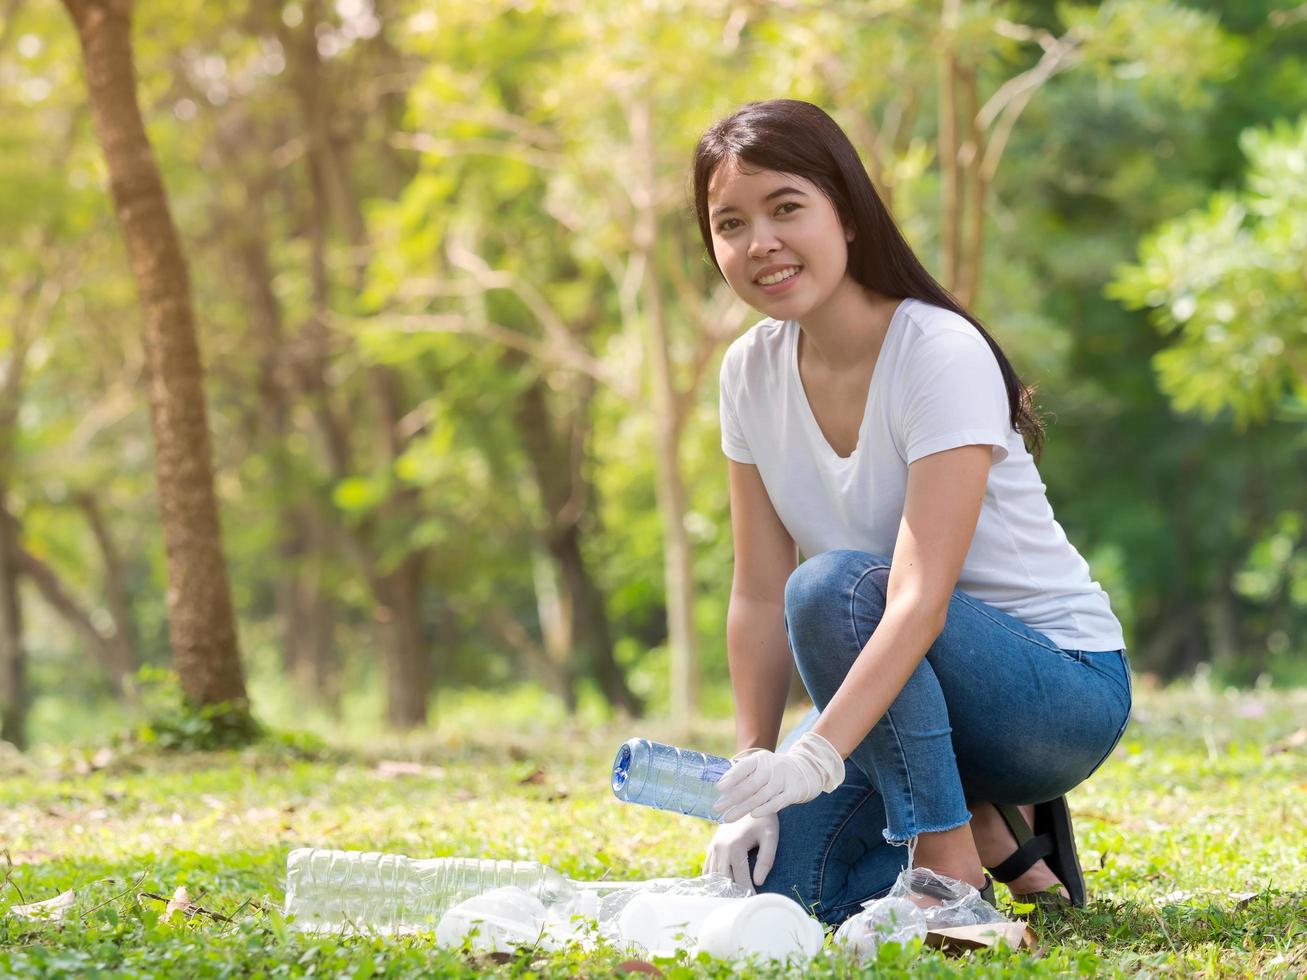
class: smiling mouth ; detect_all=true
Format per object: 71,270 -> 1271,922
755,266 -> 802,286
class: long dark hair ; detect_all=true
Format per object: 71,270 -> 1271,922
692,99 -> 1044,457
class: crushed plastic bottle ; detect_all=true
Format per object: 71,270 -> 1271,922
611,738 -> 731,821
284,847 -> 578,934
833,896 -> 927,957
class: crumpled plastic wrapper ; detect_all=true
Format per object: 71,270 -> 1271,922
833,896 -> 927,957
435,873 -> 752,953
834,866 -> 1010,960
585,873 -> 753,946
436,886 -> 550,953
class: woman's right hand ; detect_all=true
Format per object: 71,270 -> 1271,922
703,811 -> 780,891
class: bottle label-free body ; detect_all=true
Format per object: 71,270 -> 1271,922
611,738 -> 731,822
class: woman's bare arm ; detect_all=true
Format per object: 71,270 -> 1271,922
726,459 -> 798,752
813,443 -> 992,756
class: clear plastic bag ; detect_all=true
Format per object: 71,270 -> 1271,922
834,865 -> 1010,960
436,886 -> 549,953
833,896 -> 926,957
896,867 -> 1008,930
434,873 -> 752,953
583,873 -> 753,946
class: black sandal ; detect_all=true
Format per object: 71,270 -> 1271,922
986,797 -> 1087,908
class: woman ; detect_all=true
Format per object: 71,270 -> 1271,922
695,100 -> 1131,925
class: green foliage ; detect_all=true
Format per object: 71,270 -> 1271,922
132,667 -> 262,752
0,685 -> 1304,976
1110,116 -> 1307,425
1064,0 -> 1243,107
6,0 -> 1307,732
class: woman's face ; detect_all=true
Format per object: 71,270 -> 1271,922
706,159 -> 853,320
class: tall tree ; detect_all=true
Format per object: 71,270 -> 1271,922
0,287 -> 36,748
61,0 -> 249,717
274,0 -> 433,728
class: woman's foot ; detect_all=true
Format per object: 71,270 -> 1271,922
905,823 -> 992,909
969,802 -> 1068,900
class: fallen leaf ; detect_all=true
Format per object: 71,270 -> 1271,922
143,887 -> 234,924
9,889 -> 75,921
617,960 -> 664,976
375,760 -> 446,779
469,952 -> 513,967
1266,729 -> 1307,756
926,922 -> 1035,953
164,886 -> 192,921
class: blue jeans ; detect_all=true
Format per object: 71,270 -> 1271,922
752,550 -> 1132,925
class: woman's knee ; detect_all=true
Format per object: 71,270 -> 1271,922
784,551 -> 891,700
784,550 -> 890,644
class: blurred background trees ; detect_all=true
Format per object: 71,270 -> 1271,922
2,0 -> 1304,746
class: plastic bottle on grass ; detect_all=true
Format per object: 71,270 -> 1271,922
610,738 -> 732,821
284,847 -> 577,934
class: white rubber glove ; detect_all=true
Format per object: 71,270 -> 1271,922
712,732 -> 845,822
703,811 -> 780,891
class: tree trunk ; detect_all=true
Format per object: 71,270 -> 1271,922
62,0 -> 248,712
937,0 -> 962,294
956,67 -> 985,309
0,264 -> 32,748
528,546 -> 578,710
650,418 -> 699,723
73,493 -> 137,697
15,538 -> 134,699
235,189 -> 339,708
377,551 -> 428,728
280,0 -> 431,727
0,500 -> 25,749
511,372 -> 640,715
627,96 -> 699,724
550,523 -> 641,715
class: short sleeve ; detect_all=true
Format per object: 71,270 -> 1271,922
719,353 -> 754,464
900,330 -> 1012,465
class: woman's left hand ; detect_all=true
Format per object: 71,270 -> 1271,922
712,732 -> 846,822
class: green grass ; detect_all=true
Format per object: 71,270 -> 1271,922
1,681 -> 1304,977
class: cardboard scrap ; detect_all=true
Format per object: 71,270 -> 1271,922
926,921 -> 1036,953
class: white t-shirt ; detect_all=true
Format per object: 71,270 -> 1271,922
719,298 -> 1125,651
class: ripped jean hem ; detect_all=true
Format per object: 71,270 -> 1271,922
882,812 -> 973,846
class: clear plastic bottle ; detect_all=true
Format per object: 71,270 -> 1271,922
284,847 -> 577,934
610,738 -> 732,821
